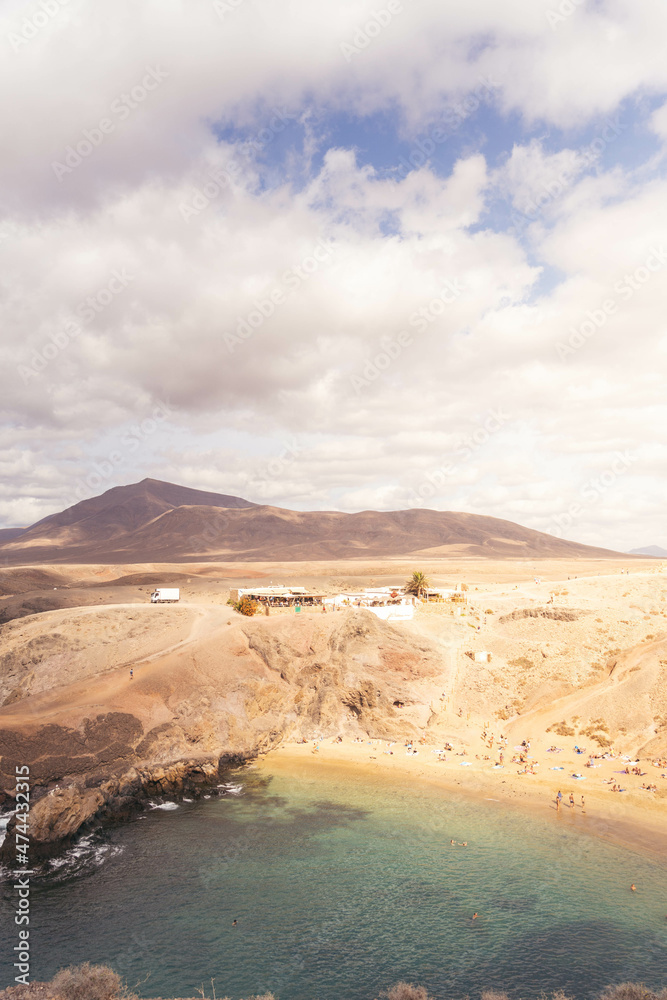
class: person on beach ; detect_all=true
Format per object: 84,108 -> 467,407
581,795 -> 585,812
556,790 -> 563,810
130,668 -> 133,680
569,792 -> 575,808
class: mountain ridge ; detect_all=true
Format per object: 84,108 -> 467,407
0,478 -> 628,564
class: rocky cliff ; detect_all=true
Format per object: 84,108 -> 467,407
0,611 -> 445,859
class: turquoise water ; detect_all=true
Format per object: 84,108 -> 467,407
1,763 -> 666,1000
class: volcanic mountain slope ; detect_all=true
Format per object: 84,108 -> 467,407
0,478 -> 625,563
0,479 -> 257,561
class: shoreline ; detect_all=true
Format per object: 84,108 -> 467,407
259,737 -> 667,859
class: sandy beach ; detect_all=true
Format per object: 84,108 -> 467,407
263,732 -> 667,859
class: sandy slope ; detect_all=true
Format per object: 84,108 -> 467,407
0,560 -> 665,854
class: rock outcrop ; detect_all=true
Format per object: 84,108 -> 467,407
0,611 -> 446,858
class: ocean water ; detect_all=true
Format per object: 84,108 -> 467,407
1,763 -> 666,1000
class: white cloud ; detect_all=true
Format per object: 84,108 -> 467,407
1,0 -> 667,551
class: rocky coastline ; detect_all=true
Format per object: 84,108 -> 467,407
0,749 -> 257,862
0,612 -> 444,860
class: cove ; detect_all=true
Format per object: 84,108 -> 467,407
1,764 -> 665,1000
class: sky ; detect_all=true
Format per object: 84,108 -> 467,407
2,0 -> 667,551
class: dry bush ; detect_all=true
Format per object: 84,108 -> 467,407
548,721 -> 575,736
235,596 -> 258,616
50,963 -> 136,1000
598,984 -> 667,1000
383,983 -> 431,1000
481,992 -> 510,1000
508,657 -> 534,669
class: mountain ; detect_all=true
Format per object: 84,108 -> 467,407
0,478 -> 627,564
629,545 -> 667,557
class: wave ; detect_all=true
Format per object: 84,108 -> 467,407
217,782 -> 244,795
1,833 -> 125,884
0,810 -> 15,850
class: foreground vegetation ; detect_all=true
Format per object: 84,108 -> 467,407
0,965 -> 665,1000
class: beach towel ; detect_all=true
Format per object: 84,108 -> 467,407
460,761 -> 473,766
550,766 -> 564,770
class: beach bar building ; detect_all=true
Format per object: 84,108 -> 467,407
323,587 -> 418,621
229,586 -> 325,608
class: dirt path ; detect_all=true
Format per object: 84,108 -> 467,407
0,603 -> 234,729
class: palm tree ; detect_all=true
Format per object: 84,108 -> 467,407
404,570 -> 430,599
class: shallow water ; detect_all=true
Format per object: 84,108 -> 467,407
1,763 -> 665,1000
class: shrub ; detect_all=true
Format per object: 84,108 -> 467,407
237,596 -> 258,616
384,984 -> 431,1000
547,721 -> 576,736
50,963 -> 135,1000
228,596 -> 258,616
599,985 -> 667,1000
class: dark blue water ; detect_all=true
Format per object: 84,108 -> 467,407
1,764 -> 666,1000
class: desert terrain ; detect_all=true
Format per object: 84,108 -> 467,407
0,554 -> 665,860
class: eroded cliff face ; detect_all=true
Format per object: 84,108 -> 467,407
0,611 -> 445,858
